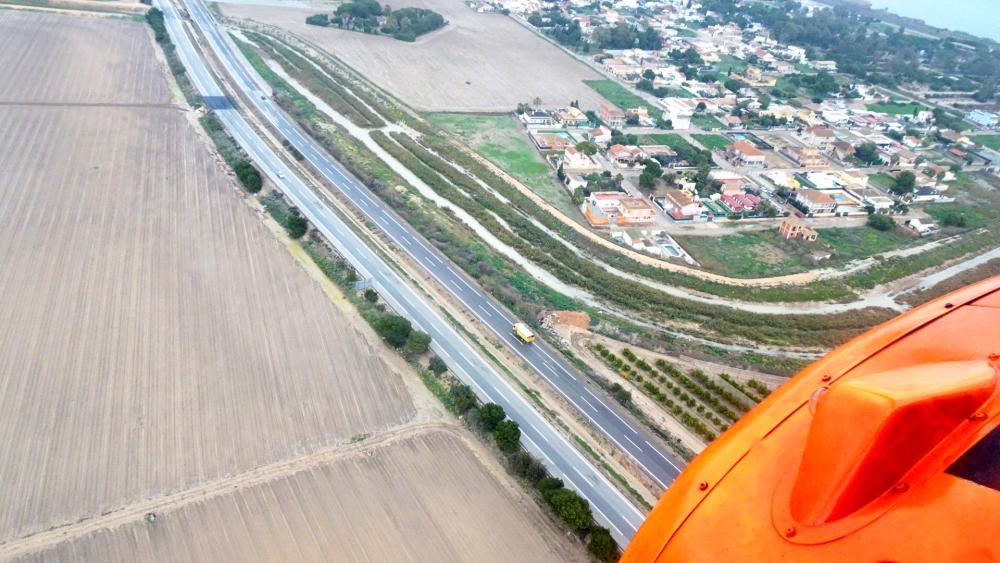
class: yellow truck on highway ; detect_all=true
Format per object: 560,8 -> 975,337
512,322 -> 536,344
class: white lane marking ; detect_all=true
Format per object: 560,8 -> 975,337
587,388 -> 638,434
646,441 -> 683,473
592,505 -> 625,539
386,214 -> 404,229
477,304 -> 493,318
447,278 -> 463,292
522,435 -> 554,466
580,396 -> 598,412
459,277 -> 476,291
487,301 -> 505,318
604,434 -> 667,489
623,434 -> 642,451
573,465 -> 597,486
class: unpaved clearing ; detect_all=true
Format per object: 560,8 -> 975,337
0,11 -> 418,545
15,428 -> 580,562
219,0 -> 610,111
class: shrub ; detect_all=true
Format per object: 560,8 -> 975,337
537,476 -> 564,493
402,330 -> 431,356
479,403 -> 506,432
544,488 -> 593,532
284,214 -> 308,238
867,214 -> 895,232
373,314 -> 412,347
587,527 -> 618,562
450,382 -> 477,414
493,420 -> 521,453
363,288 -> 378,303
428,355 -> 448,375
233,160 -> 263,193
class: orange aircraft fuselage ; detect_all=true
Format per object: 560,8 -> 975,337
623,275 -> 1000,562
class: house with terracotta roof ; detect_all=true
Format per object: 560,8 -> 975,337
785,147 -> 827,168
794,188 -> 837,214
599,103 -> 626,128
655,188 -> 709,221
607,144 -> 644,168
725,140 -> 766,168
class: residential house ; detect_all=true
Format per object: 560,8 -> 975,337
794,188 -> 837,214
720,192 -> 759,213
608,144 -> 644,168
561,146 -> 602,173
799,126 -> 836,148
587,125 -> 613,145
811,60 -> 838,72
556,106 -> 589,127
521,110 -> 555,127
626,107 -> 655,127
659,97 -> 696,130
725,140 -> 766,168
709,170 -> 747,195
912,186 -> 945,203
779,219 -> 818,241
530,132 -> 573,151
617,197 -> 657,224
656,188 -> 708,221
599,104 -> 626,128
582,192 -> 655,226
831,140 -> 855,162
785,147 -> 827,168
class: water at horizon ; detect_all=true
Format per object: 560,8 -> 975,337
868,0 -> 1000,42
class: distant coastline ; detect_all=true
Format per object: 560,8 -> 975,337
815,0 -> 999,44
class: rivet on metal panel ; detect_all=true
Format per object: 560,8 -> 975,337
970,412 -> 988,421
820,374 -> 832,382
894,482 -> 909,492
784,527 -> 797,538
698,481 -> 709,491
944,302 -> 955,309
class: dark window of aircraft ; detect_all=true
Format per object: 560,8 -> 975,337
947,424 -> 1000,492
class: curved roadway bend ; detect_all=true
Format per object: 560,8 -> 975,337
163,0 -> 684,541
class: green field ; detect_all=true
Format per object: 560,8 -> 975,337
640,133 -> 697,152
866,101 -> 928,115
583,79 -> 660,115
924,203 -> 991,230
972,135 -> 1000,150
815,227 -> 913,262
673,231 -> 813,278
715,55 -> 748,74
427,113 -> 577,216
676,225 -> 919,277
692,114 -> 724,130
868,173 -> 897,190
692,134 -> 730,150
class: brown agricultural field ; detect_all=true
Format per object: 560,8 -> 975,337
0,10 -> 583,561
14,428 -> 580,562
219,0 -> 610,111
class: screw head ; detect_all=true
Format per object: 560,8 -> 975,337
784,526 -> 797,538
944,302 -> 955,309
820,374 -> 832,382
970,412 -> 988,421
894,482 -> 909,492
698,481 -> 709,491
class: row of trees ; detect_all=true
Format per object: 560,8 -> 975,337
444,380 -> 618,561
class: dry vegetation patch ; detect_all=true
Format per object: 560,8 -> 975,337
220,0 -> 610,111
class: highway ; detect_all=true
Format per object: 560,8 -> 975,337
161,0 -> 681,542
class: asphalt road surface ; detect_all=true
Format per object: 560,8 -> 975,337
162,0 -> 684,542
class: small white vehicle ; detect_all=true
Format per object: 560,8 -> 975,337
277,172 -> 286,179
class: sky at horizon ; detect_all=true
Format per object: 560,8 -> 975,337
868,0 -> 1000,42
